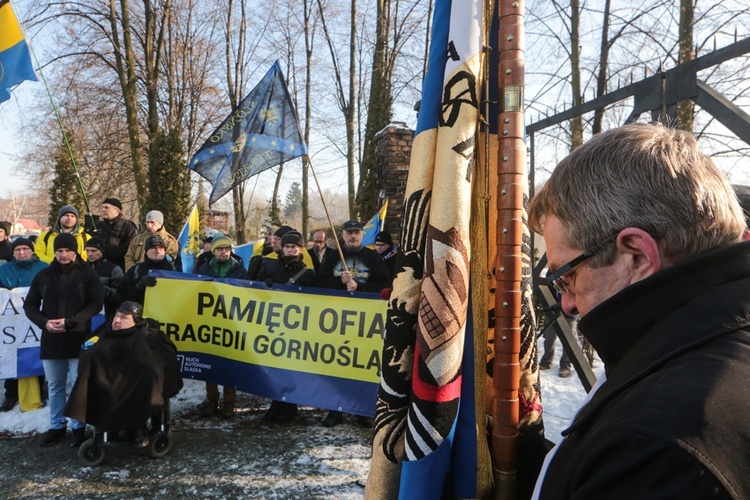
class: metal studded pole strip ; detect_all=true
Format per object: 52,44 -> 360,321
492,0 -> 525,497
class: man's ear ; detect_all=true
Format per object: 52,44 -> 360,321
615,228 -> 662,283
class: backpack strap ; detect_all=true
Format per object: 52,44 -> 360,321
286,268 -> 308,285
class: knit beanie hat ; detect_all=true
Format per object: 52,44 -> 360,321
274,225 -> 293,238
85,236 -> 106,253
54,233 -> 79,253
144,234 -> 166,252
57,205 -> 79,220
11,237 -> 34,252
103,197 -> 123,210
281,231 -> 304,247
145,210 -> 164,225
375,231 -> 392,245
211,236 -> 232,252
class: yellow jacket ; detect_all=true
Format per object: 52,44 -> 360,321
34,227 -> 91,264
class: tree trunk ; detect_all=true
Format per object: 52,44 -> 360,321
678,0 -> 694,132
592,0 -> 611,135
346,0 -> 357,219
569,0 -> 583,150
110,0 -> 148,214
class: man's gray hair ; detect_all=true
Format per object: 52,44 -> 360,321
529,123 -> 745,267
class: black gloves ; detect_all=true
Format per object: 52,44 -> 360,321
135,275 -> 157,291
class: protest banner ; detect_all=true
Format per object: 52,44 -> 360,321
144,271 -> 386,416
0,287 -> 43,379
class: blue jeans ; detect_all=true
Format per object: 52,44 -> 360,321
42,358 -> 84,430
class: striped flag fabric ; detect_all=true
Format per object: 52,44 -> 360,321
365,0 -> 490,497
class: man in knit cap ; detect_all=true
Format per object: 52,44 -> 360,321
248,225 -> 314,279
24,232 -> 104,447
121,234 -> 176,306
195,235 -> 246,419
373,231 -> 402,284
124,210 -> 178,272
254,230 -> 316,424
35,205 -> 91,264
95,197 -> 139,271
0,237 -> 49,413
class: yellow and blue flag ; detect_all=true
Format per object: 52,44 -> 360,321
0,0 -> 37,103
178,206 -> 201,273
361,199 -> 388,247
189,61 -> 307,206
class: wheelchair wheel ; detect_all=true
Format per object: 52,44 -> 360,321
148,431 -> 173,459
78,438 -> 106,466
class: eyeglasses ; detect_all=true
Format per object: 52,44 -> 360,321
546,252 -> 591,294
313,240 -> 325,243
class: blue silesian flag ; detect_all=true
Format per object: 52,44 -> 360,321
361,199 -> 388,247
233,239 -> 264,270
178,206 -> 201,273
0,0 -> 37,103
189,61 -> 307,206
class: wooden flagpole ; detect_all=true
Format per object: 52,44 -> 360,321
306,154 -> 350,273
492,0 -> 525,497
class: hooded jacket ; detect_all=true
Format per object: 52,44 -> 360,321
35,220 -> 91,264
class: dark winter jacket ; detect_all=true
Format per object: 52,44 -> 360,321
24,258 -> 104,359
307,246 -> 331,274
88,258 -> 125,318
96,214 -> 138,270
64,320 -> 183,431
536,241 -> 750,500
380,246 -> 403,284
0,255 -> 48,289
196,256 -> 247,279
252,255 -> 315,287
316,245 -> 389,293
0,239 -> 12,264
120,257 -> 176,305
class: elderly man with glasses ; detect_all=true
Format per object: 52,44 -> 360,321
528,123 -> 750,499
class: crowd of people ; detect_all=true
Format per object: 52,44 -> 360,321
0,198 -> 403,448
4,122 -> 749,496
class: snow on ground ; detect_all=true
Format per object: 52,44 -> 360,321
0,338 -> 602,444
537,336 -> 605,443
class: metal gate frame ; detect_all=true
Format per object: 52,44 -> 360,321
527,36 -> 750,391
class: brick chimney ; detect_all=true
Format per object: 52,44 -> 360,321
373,122 -> 413,245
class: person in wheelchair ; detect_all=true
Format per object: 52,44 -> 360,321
64,301 -> 183,448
